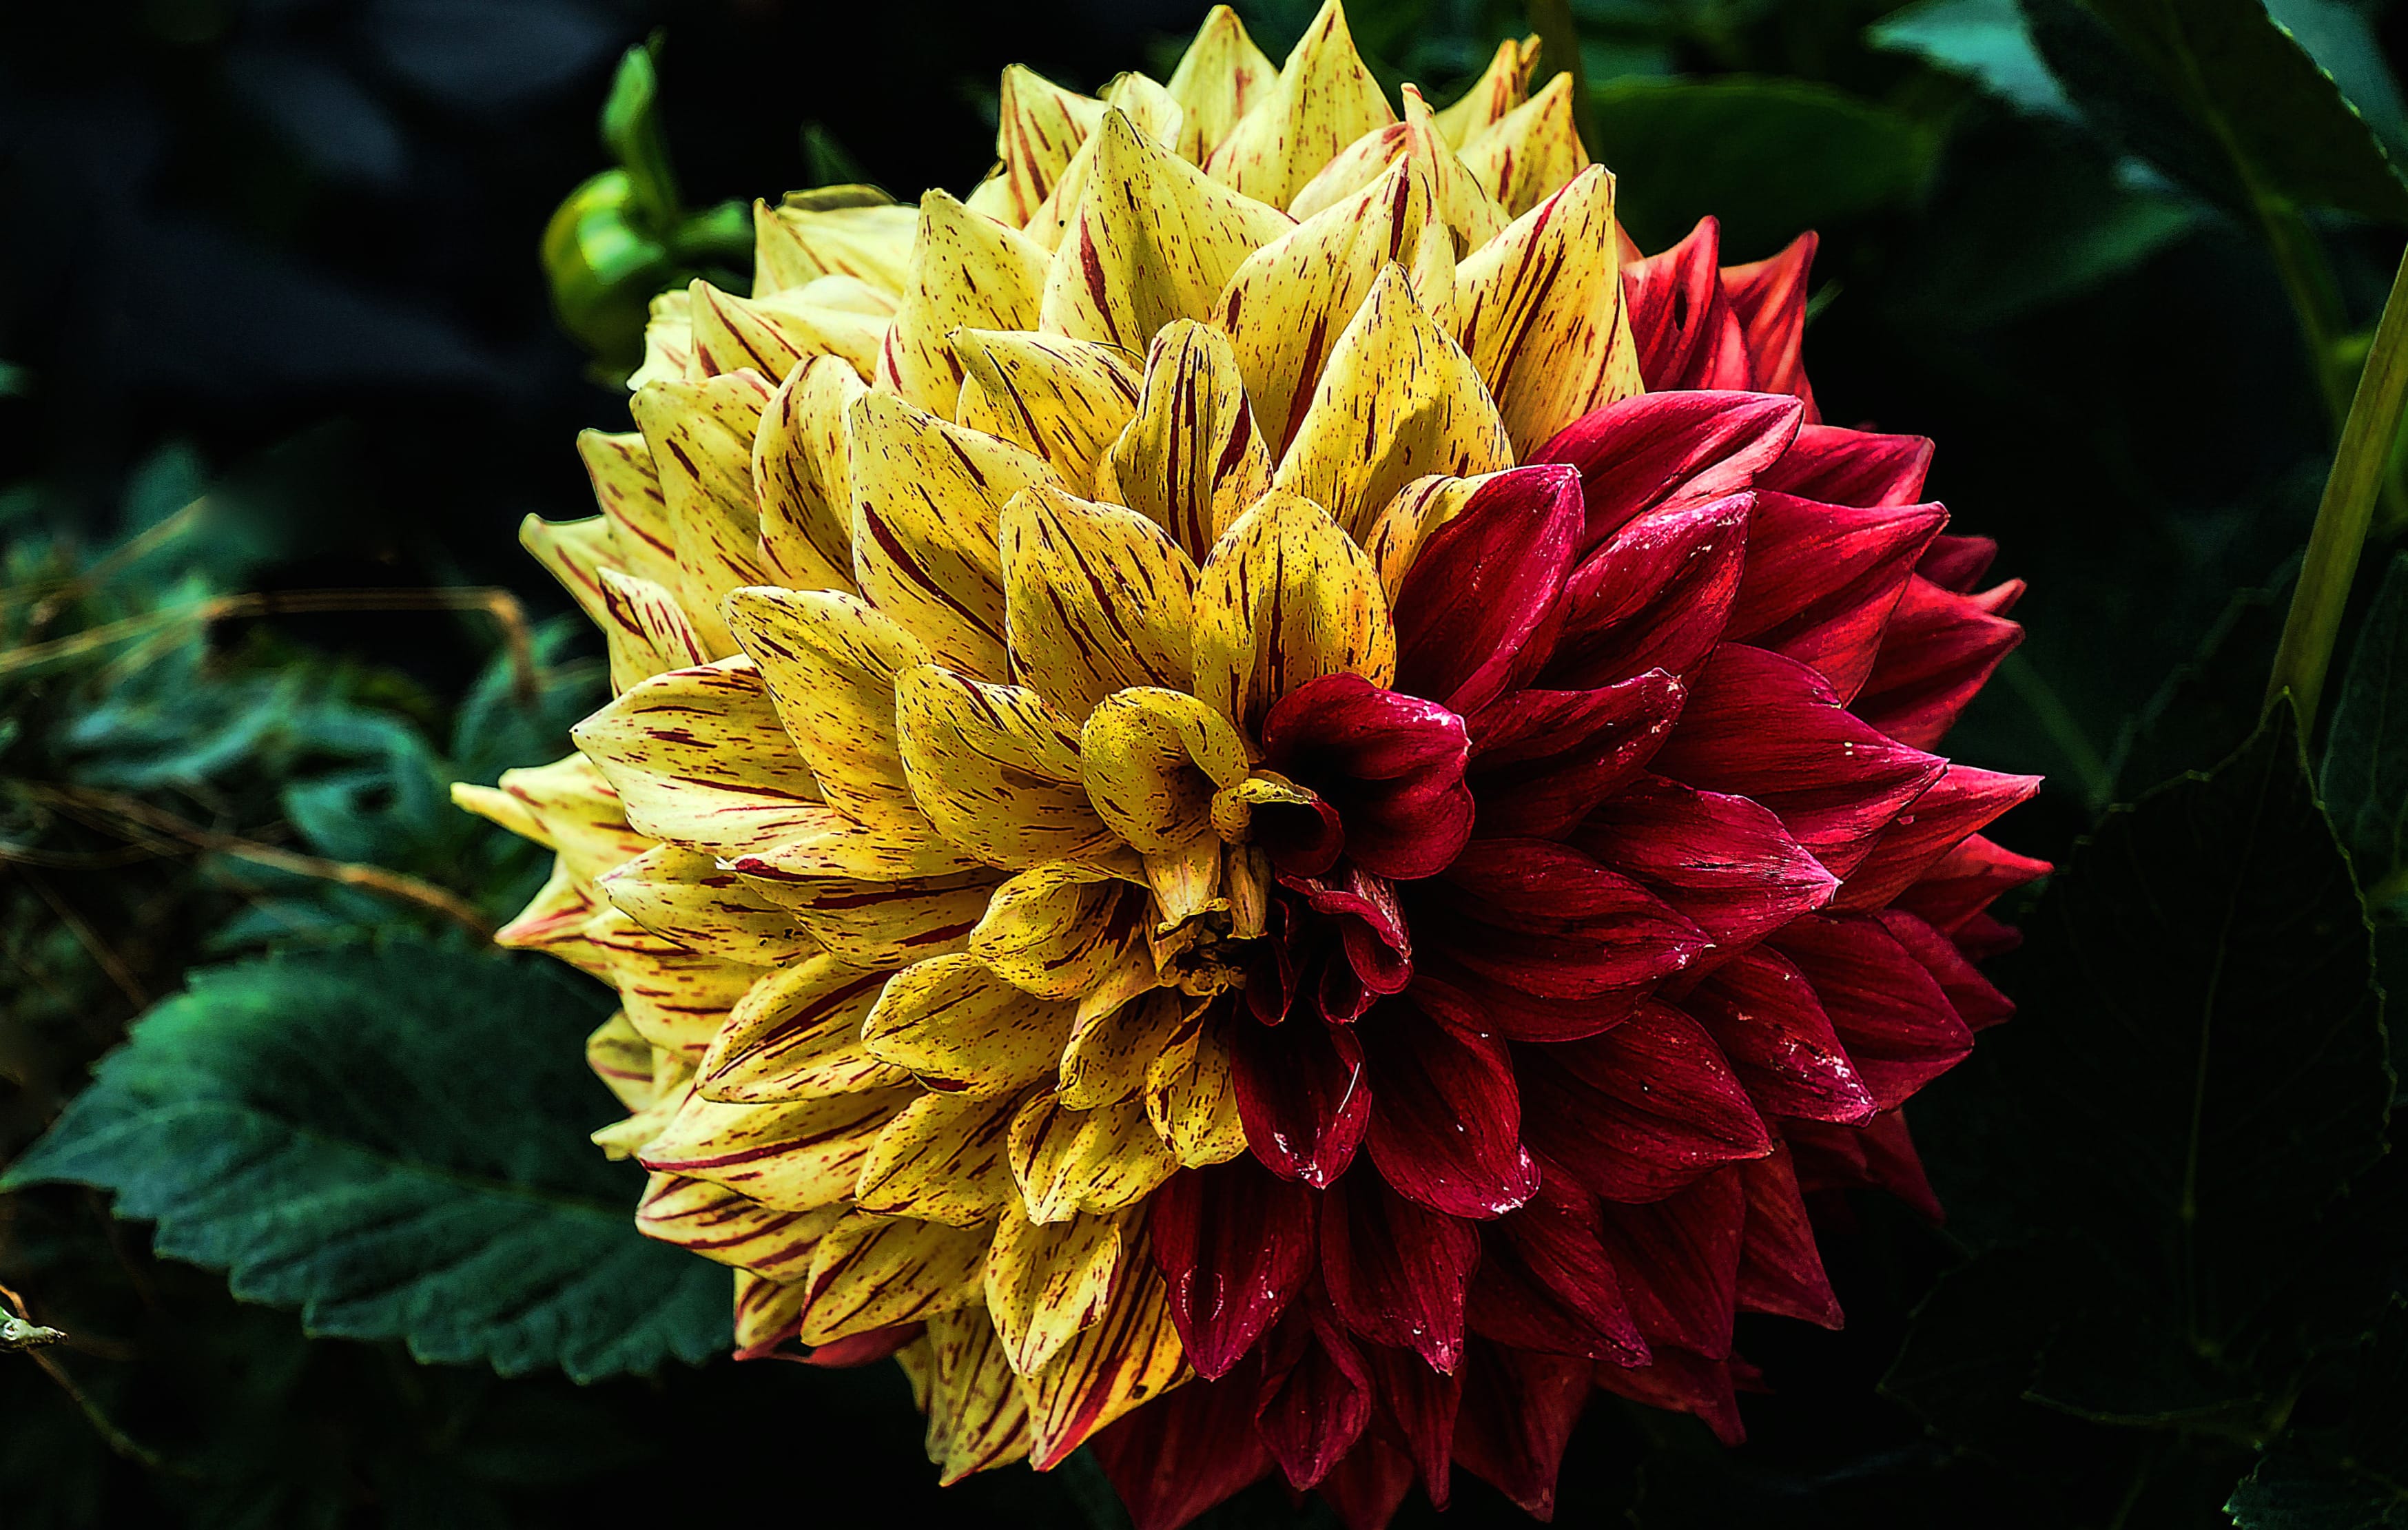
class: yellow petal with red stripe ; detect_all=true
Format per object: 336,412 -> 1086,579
855,1090 -> 1022,1226
586,1009 -> 655,1111
685,278 -> 883,382
968,862 -> 1150,1000
584,909 -> 768,1059
637,1172 -> 844,1283
994,64 -> 1107,228
1009,1090 -> 1179,1223
1192,489 -> 1395,736
626,288 -> 693,389
1078,687 -> 1251,855
519,513 -> 617,630
1164,4 -> 1276,164
878,191 -> 1051,415
1460,70 -> 1588,216
1146,1010 -> 1248,1166
1023,1232 -> 1188,1469
723,585 -> 928,832
697,955 -> 904,1103
745,867 -> 996,970
1204,0 -> 1395,209
986,1205 -> 1125,1375
952,331 -> 1142,495
1000,485 -> 1196,722
595,568 -> 709,693
1362,472 -> 1492,598
896,665 -> 1114,867
1100,320 -> 1270,562
754,354 -> 864,595
629,369 -> 776,654
1059,988 -> 1186,1110
861,953 -> 1076,1096
800,1211 -> 991,1343
752,193 -> 917,296
1455,165 -> 1639,454
596,842 -> 811,965
639,1086 -> 912,1212
1433,35 -> 1538,147
924,1306 -> 1035,1482
573,657 -> 825,860
576,428 -> 681,591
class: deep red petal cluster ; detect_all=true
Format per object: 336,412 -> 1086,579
1098,227 -> 2046,1530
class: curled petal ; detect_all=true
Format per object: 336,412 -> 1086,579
1104,320 -> 1273,560
986,1205 -> 1126,1374
1619,217 -> 1751,393
1676,948 -> 1876,1125
1853,575 -> 2026,749
854,1090 -> 1020,1226
862,953 -> 1075,1097
896,665 -> 1113,867
698,956 -> 902,1104
1533,388 -> 1800,553
1193,490 -> 1396,736
956,331 -> 1143,495
1722,231 -> 1820,416
1757,422 -> 1934,508
876,189 -> 1049,414
1467,1164 -> 1648,1363
1231,1009 -> 1371,1186
1000,484 -> 1197,721
1082,687 -> 1252,854
1255,1301 -> 1374,1489
1009,1090 -> 1180,1223
1465,672 -> 1686,840
1722,492 -> 1947,700
1262,673 -> 1472,880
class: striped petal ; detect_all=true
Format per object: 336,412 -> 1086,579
1459,72 -> 1588,216
1011,1090 -> 1180,1223
752,193 -> 916,296
1145,1008 -> 1248,1166
969,861 -> 1151,1000
863,952 -> 1076,1096
636,1172 -> 843,1281
856,1090 -> 1022,1226
573,657 -> 824,860
1205,0 -> 1395,209
1060,987 -> 1186,1110
748,868 -> 997,969
1002,485 -> 1197,721
896,665 -> 1115,867
596,842 -> 811,965
630,369 -> 776,654
1431,36 -> 1538,147
595,568 -> 709,692
1288,85 -> 1506,254
994,64 -> 1107,228
724,585 -> 928,832
878,190 -> 1052,415
987,1206 -> 1127,1374
925,1306 -> 1036,1482
686,278 -> 882,382
639,1086 -> 912,1211
697,955 -> 904,1103
800,1211 -> 991,1343
1193,490 -> 1397,736
1080,688 -> 1251,856
1101,320 -> 1272,563
585,909 -> 768,1059
753,354 -> 863,593
952,331 -> 1142,495
519,513 -> 617,630
576,428 -> 680,590
1164,4 -> 1277,163
1023,1230 -> 1188,1469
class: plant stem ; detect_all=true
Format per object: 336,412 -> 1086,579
2255,199 -> 2352,429
2266,239 -> 2408,730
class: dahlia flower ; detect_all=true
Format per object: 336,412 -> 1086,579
455,6 -> 2044,1524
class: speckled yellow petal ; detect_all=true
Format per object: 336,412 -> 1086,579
573,657 -> 824,860
1192,490 -> 1395,735
638,1082 -> 910,1212
519,513 -> 618,629
1460,70 -> 1587,216
595,568 -> 708,692
969,862 -> 1149,999
994,65 -> 1107,228
847,389 -> 1060,680
597,842 -> 811,966
473,754 -> 650,882
896,665 -> 1114,867
1142,834 -> 1226,942
999,485 -> 1196,722
800,1212 -> 991,1344
638,1174 -> 844,1283
629,369 -> 776,654
862,953 -> 1076,1095
1432,34 -> 1538,147
1205,0 -> 1395,209
752,355 -> 862,594
1164,3 -> 1276,163
585,909 -> 768,1059
592,1068 -> 690,1161
752,192 -> 918,297
878,191 -> 1052,415
1060,987 -> 1186,1110
1454,165 -> 1638,453
986,1206 -> 1125,1374
743,868 -> 997,969
1019,76 -> 1191,253
925,1307 -> 1035,1483
1286,87 -> 1507,258
586,1010 -> 655,1111
724,585 -> 927,831
1273,262 -> 1514,541
1009,1091 -> 1178,1224
1023,1234 -> 1187,1469
1038,110 -> 1292,350
1146,1009 -> 1248,1166
1078,687 -> 1251,854
952,331 -> 1142,495
626,288 -> 692,389
724,805 -> 983,885
1100,321 -> 1271,563
686,278 -> 883,382
697,955 -> 905,1104
1362,472 -> 1490,599
856,1090 -> 1022,1226
732,1269 -> 808,1354
576,428 -> 681,590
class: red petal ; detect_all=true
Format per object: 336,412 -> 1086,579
1784,1109 -> 1941,1219
1726,492 -> 1947,700
1758,423 -> 1933,508
1262,674 -> 1474,880
1465,670 -> 1687,839
1429,837 -> 1708,998
1917,532 -> 1997,590
1317,1435 -> 1417,1530
1734,1144 -> 1841,1327
1539,495 -> 1752,690
1361,1341 -> 1463,1506
1533,390 -> 1802,552
1649,643 -> 1946,877
796,1323 -> 921,1367
1593,1347 -> 1747,1445
1323,1172 -> 1479,1372
1837,763 -> 2041,910
1363,997 -> 1539,1219
1151,1160 -> 1317,1379
1891,834 -> 2050,932
1091,1361 -> 1275,1530
1286,867 -> 1413,1011
1620,216 -> 1753,395
1721,231 -> 1820,422
1522,1001 -> 1773,1203
1233,1015 -> 1372,1186
1408,962 -> 1643,1044
1255,1300 -> 1375,1490
1678,948 -> 1877,1124
1878,907 -> 2015,1031
1596,1170 -> 1747,1358
1393,464 -> 1583,714
1450,1340 -> 1595,1518
1773,913 -> 1973,1109
1468,1161 -> 1651,1363
1852,575 -> 2024,750
1573,774 -> 1838,953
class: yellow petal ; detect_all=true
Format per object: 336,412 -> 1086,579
752,355 -> 863,593
626,288 -> 693,389
637,1172 -> 844,1282
861,953 -> 1076,1096
846,388 -> 1060,680
595,568 -> 709,692
1164,3 -> 1277,163
697,955 -> 907,1103
895,665 -> 1114,867
924,1306 -> 1035,1482
572,657 -> 825,860
1009,1090 -> 1178,1223
1022,1232 -> 1187,1469
1060,987 -> 1186,1110
745,867 -> 998,969
733,1268 -> 809,1354
878,191 -> 1052,415
597,842 -> 812,965
1204,0 -> 1395,209
1038,110 -> 1293,350
994,64 -> 1108,227
726,805 -> 983,885
1454,164 -> 1637,453
1146,1009 -> 1248,1166
586,1009 -> 656,1111
723,585 -> 929,832
1099,320 -> 1272,563
1141,834 -> 1226,943
1019,75 -> 1191,253
1288,82 -> 1507,254
1272,262 -> 1514,541
585,909 -> 768,1059
1078,687 -> 1250,854
969,861 -> 1149,999
985,1206 -> 1125,1374
640,1086 -> 912,1212
629,369 -> 776,654
1362,472 -> 1490,599
801,1211 -> 991,1343
591,1068 -> 690,1161
685,278 -> 883,382
1460,70 -> 1588,216
1192,490 -> 1396,735
752,192 -> 918,297
1432,35 -> 1539,147
1000,485 -> 1197,722
576,428 -> 681,591
519,513 -> 617,629
475,754 -> 650,882
952,331 -> 1142,495
856,1090 -> 1022,1226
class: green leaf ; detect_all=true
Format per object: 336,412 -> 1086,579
2228,1305 -> 2408,1527
2322,552 -> 2408,911
1591,76 -> 1939,256
1,938 -> 728,1383
597,38 -> 679,228
2268,0 -> 2408,165
2020,0 -> 2408,224
1869,0 -> 2078,119
1914,705 -> 2391,1415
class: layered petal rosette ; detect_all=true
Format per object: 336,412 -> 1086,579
458,6 -> 2044,1525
